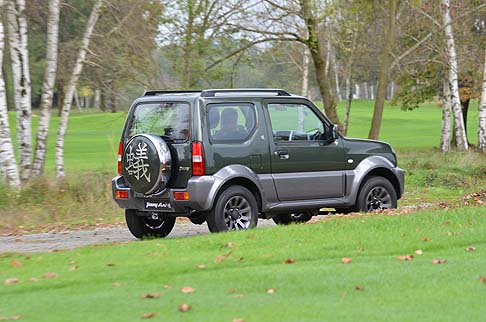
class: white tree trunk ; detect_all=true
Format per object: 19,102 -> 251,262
299,46 -> 310,131
370,84 -> 375,100
363,82 -> 369,99
32,0 -> 60,176
440,80 -> 452,151
0,0 -> 20,188
94,89 -> 101,110
7,0 -> 32,181
442,0 -> 468,151
332,53 -> 341,101
354,84 -> 360,99
55,0 -> 103,178
479,47 -> 486,152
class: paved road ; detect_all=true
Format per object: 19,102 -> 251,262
0,220 -> 276,254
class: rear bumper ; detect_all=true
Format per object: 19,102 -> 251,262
112,175 -> 219,214
392,167 -> 405,198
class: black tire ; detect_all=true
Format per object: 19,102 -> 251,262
272,211 -> 314,225
188,213 -> 206,225
356,176 -> 397,212
207,186 -> 258,233
125,209 -> 176,239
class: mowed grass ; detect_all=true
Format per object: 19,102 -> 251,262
6,99 -> 482,174
1,207 -> 485,322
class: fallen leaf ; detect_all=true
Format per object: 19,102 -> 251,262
0,314 -> 21,321
43,272 -> 58,279
341,257 -> 352,264
225,242 -> 236,248
422,236 -> 429,242
284,258 -> 296,264
236,257 -> 245,262
415,250 -> 423,255
355,285 -> 365,291
227,289 -> 237,294
141,293 -> 161,299
180,286 -> 195,294
68,260 -> 76,265
214,251 -> 233,264
163,284 -> 172,289
141,312 -> 157,319
196,264 -> 205,269
70,266 -> 79,271
10,260 -> 22,268
266,288 -> 276,294
112,282 -> 121,287
432,259 -> 447,264
232,319 -> 245,322
233,294 -> 244,299
4,278 -> 19,285
106,263 -> 115,267
178,303 -> 191,312
28,278 -> 39,282
397,255 -> 414,261
479,276 -> 486,283
465,246 -> 476,252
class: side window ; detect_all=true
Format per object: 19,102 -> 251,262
207,103 -> 256,142
267,103 -> 327,142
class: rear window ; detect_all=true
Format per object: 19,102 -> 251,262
125,102 -> 190,142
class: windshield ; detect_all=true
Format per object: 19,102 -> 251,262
126,102 -> 190,142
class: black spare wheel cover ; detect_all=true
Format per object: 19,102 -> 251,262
122,134 -> 172,195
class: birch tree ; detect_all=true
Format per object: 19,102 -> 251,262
32,0 -> 61,176
0,0 -> 20,188
442,0 -> 468,151
55,0 -> 103,178
440,80 -> 452,151
7,0 -> 32,181
479,47 -> 486,152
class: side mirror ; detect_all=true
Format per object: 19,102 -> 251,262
331,124 -> 339,142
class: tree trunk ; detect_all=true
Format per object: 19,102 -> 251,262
355,83 -> 360,99
93,89 -> 101,110
343,77 -> 353,136
110,83 -> 117,113
332,52 -> 341,101
363,82 -> 368,99
0,0 -> 20,188
299,46 -> 310,131
441,0 -> 468,151
32,0 -> 60,176
73,89 -> 81,112
440,80 -> 452,151
7,0 -> 32,181
368,0 -> 398,140
478,47 -> 486,152
299,0 -> 342,129
55,0 -> 103,178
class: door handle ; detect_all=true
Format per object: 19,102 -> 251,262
275,149 -> 289,160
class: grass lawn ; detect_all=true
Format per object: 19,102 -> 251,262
1,206 -> 485,321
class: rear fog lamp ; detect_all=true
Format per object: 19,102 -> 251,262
174,191 -> 190,200
116,190 -> 129,199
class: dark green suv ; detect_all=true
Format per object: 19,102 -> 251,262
112,89 -> 404,238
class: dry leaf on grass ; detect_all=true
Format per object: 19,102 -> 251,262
178,304 -> 191,312
227,289 -> 237,294
341,257 -> 352,264
465,246 -> 476,252
196,264 -> 206,269
415,250 -> 423,255
266,288 -> 276,294
232,319 -> 245,322
10,260 -> 22,268
163,284 -> 172,289
0,314 -> 21,321
225,242 -> 237,248
284,258 -> 296,264
112,282 -> 121,287
28,278 -> 39,282
422,236 -> 429,242
43,272 -> 58,279
180,286 -> 195,294
432,259 -> 447,264
106,263 -> 115,267
141,312 -> 157,319
4,278 -> 19,285
355,285 -> 365,291
479,276 -> 486,283
397,255 -> 414,261
70,266 -> 79,271
214,251 -> 233,264
141,293 -> 161,299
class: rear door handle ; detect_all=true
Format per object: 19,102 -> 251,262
275,149 -> 289,160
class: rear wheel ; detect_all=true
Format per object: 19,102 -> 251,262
272,211 -> 314,225
207,186 -> 258,233
356,176 -> 397,212
125,209 -> 176,239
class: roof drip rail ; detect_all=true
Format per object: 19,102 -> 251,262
200,88 -> 291,97
142,90 -> 202,96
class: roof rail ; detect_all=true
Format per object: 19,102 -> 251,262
142,90 -> 202,96
200,88 -> 291,97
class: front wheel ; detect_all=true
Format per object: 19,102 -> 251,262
272,211 -> 315,225
125,209 -> 176,239
356,176 -> 397,212
207,186 -> 258,233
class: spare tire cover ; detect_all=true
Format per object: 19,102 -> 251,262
122,134 -> 172,195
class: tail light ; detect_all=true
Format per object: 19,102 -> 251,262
117,141 -> 123,175
191,141 -> 205,176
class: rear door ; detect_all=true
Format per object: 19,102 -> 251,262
263,99 -> 346,201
